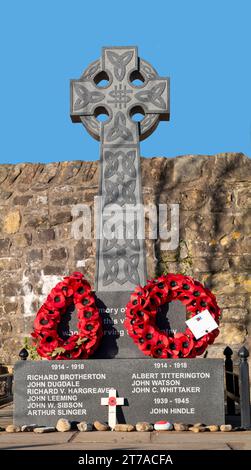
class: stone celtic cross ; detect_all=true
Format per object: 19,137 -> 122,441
71,46 -> 169,294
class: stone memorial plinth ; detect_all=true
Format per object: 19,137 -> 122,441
14,359 -> 225,426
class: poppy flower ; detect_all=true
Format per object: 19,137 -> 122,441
137,327 -> 161,356
129,286 -> 147,303
68,272 -> 87,290
150,283 -> 170,302
47,291 -> 66,309
38,331 -> 60,353
137,339 -> 152,356
36,346 -> 51,358
179,293 -> 196,306
124,318 -> 146,340
35,305 -> 60,323
54,281 -> 74,298
77,307 -> 100,322
39,304 -> 61,320
174,332 -> 194,357
141,325 -> 159,344
34,310 -> 57,332
73,284 -> 92,301
156,332 -> 170,348
78,320 -> 100,336
126,302 -> 153,320
76,294 -> 95,310
129,289 -> 152,310
131,317 -> 151,334
165,337 -> 181,358
151,343 -> 169,358
167,273 -> 183,290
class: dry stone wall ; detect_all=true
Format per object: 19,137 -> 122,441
0,152 -> 250,366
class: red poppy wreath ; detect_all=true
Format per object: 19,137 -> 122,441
125,273 -> 221,359
32,272 -> 103,360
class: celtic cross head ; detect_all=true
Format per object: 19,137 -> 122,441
70,46 -> 169,143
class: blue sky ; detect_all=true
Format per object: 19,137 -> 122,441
0,0 -> 250,164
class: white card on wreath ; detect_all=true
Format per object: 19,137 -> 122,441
185,309 -> 218,340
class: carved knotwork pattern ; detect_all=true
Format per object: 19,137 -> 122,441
73,84 -> 104,111
140,114 -> 157,132
104,179 -> 136,206
81,115 -> 100,133
106,112 -> 133,142
102,220 -> 140,286
82,61 -> 100,79
103,150 -> 136,206
104,150 -> 136,179
106,50 -> 133,81
101,149 -> 140,286
135,82 -> 167,110
108,84 -> 133,109
103,253 -> 140,286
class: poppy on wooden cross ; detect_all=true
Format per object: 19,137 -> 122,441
101,388 -> 125,429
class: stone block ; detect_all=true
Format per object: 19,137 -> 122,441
13,195 -> 33,205
12,233 -> 32,248
216,323 -> 246,345
0,258 -> 21,271
0,238 -> 10,254
50,247 -> 67,261
3,210 -> 21,234
26,249 -> 43,263
43,265 -> 66,276
221,308 -> 248,323
50,211 -> 72,225
37,229 -> 55,243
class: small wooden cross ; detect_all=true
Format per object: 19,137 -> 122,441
101,388 -> 125,429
